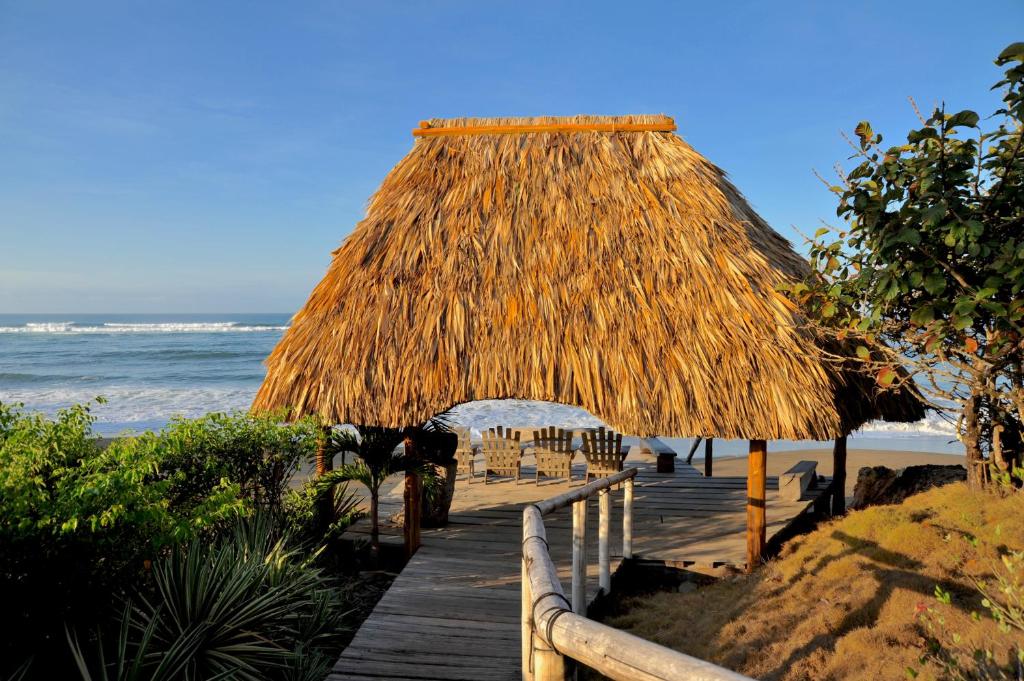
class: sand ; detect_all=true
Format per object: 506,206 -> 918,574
705,448 -> 963,499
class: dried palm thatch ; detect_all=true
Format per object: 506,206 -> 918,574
253,115 -> 923,440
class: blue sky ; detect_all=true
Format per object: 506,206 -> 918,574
1,1 -> 1020,313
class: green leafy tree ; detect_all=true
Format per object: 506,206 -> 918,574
789,44 -> 1024,486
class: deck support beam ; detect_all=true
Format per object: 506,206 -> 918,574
746,439 -> 767,572
832,435 -> 848,516
704,437 -> 714,477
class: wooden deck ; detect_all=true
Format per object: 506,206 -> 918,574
330,452 -> 831,681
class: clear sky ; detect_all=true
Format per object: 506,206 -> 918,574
1,1 -> 1020,313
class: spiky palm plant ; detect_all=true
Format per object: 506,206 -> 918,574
317,427 -> 405,553
67,515 -> 348,681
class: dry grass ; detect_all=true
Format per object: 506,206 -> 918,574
600,483 -> 1024,680
253,114 -> 921,438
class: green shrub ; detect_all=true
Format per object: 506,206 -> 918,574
0,401 -> 341,680
154,410 -> 321,512
68,514 -> 351,681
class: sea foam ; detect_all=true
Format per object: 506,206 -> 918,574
0,321 -> 288,334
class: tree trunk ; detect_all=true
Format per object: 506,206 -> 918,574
963,393 -> 985,490
315,425 -> 335,530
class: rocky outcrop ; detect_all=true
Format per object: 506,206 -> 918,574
851,464 -> 966,509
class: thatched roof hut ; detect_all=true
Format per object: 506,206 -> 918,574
253,115 -> 921,440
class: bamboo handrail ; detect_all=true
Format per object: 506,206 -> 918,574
521,469 -> 751,681
413,121 -> 677,137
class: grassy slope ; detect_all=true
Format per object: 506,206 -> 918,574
601,483 -> 1024,680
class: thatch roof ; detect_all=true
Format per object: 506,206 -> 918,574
253,115 -> 922,440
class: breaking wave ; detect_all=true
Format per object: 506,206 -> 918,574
0,321 -> 288,334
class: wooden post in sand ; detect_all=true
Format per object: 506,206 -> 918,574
831,435 -> 848,516
704,437 -> 714,477
746,439 -> 767,571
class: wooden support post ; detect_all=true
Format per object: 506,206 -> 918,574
704,437 -> 714,477
403,471 -> 421,559
598,488 -> 610,595
831,435 -> 848,516
403,434 -> 422,559
685,436 -> 702,465
746,439 -> 767,572
571,499 -> 587,615
521,535 -> 534,681
622,477 -> 633,559
531,634 -> 566,681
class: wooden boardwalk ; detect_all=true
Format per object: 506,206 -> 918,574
330,454 -> 830,681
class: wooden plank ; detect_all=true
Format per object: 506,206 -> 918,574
333,452 -> 834,679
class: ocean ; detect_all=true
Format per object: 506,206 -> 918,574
0,313 -> 964,455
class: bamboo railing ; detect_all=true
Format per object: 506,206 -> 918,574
521,468 -> 751,681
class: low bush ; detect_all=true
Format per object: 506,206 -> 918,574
0,400 -> 353,680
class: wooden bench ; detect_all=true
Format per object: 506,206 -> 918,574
780,460 -> 818,501
635,437 -> 677,473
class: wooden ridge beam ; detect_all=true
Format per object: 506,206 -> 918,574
413,120 -> 677,137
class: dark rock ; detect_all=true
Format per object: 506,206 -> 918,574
851,464 -> 966,509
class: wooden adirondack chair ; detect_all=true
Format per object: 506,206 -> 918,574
533,426 -> 575,484
582,427 -> 625,483
481,426 -> 522,484
454,427 -> 477,481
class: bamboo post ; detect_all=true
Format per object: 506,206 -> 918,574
598,487 -> 611,594
831,435 -> 847,516
571,499 -> 587,614
704,437 -> 714,477
531,634 -> 566,681
622,477 -> 633,559
746,439 -> 767,572
522,531 -> 534,681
